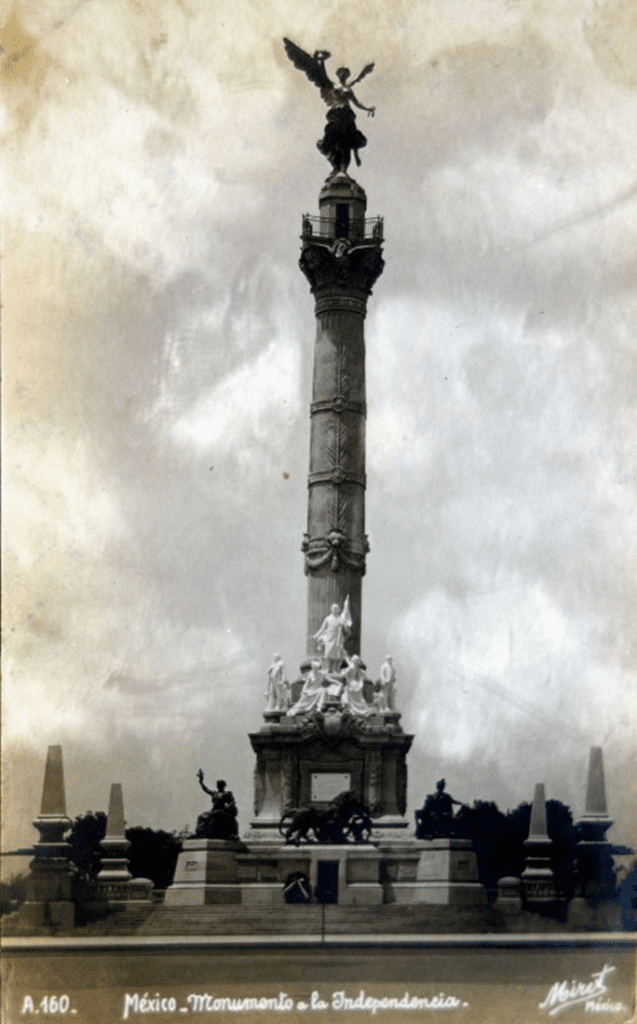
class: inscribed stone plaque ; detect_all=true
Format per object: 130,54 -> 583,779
311,773 -> 350,802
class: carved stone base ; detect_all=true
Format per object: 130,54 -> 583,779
378,839 -> 486,906
164,839 -> 247,906
249,712 -> 412,827
236,843 -> 383,906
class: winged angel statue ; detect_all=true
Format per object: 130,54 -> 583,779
283,38 -> 376,175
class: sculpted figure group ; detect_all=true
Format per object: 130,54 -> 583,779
288,654 -> 374,719
265,599 -> 397,721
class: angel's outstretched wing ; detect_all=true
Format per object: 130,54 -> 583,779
349,63 -> 375,88
283,38 -> 332,99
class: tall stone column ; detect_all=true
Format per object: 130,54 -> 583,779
299,172 -> 384,657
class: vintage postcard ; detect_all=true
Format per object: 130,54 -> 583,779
2,1 -> 636,1022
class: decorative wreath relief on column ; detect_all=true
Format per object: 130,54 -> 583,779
302,528 -> 369,574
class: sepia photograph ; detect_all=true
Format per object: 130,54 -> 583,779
2,0 -> 637,1021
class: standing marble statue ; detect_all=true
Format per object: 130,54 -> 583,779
375,655 -> 396,711
265,653 -> 289,711
314,597 -> 351,671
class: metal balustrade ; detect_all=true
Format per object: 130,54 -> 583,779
301,215 -> 384,242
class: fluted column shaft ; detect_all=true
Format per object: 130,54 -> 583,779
299,181 -> 384,659
304,295 -> 368,654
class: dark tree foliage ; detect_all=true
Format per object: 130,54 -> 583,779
423,797 -> 586,899
619,865 -> 637,931
68,812 -> 107,880
67,812 -> 182,889
507,800 -> 584,900
454,801 -> 522,892
125,827 -> 182,889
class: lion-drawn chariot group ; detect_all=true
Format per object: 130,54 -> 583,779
278,790 -> 373,845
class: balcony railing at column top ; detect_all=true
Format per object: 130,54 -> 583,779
301,215 -> 384,242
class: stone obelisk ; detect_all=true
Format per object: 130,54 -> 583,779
299,174 -> 384,657
19,745 -> 75,930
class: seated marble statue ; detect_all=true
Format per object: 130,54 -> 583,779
323,672 -> 345,703
287,660 -> 329,716
341,654 -> 374,717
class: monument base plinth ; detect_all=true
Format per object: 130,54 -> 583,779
165,839 -> 246,906
237,842 -> 384,906
379,838 -> 486,906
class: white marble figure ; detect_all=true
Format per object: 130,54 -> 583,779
265,653 -> 288,711
375,655 -> 396,711
287,660 -> 328,716
313,596 -> 352,671
341,654 -> 374,717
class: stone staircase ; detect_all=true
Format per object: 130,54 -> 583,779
73,903 -> 155,936
131,903 -> 490,937
9,902 -> 574,939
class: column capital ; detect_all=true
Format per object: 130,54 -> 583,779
300,242 -> 384,299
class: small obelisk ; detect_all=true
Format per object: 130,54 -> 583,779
98,783 -> 132,882
575,747 -> 616,903
521,783 -> 556,909
19,745 -> 75,930
579,746 -> 612,823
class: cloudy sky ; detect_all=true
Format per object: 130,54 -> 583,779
3,0 -> 636,857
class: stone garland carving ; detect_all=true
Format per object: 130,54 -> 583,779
302,528 -> 368,575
